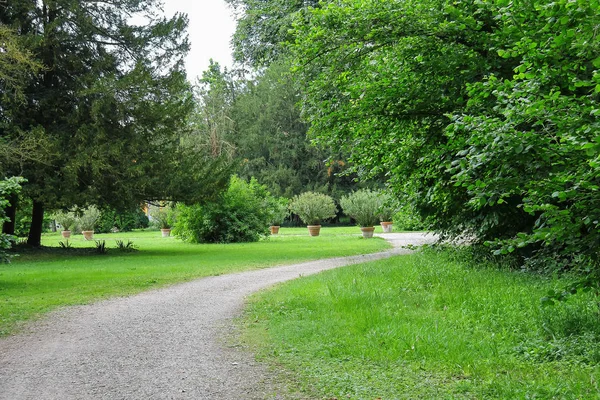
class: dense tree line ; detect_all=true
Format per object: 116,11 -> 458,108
230,0 -> 600,280
0,0 -> 230,246
193,59 -> 359,199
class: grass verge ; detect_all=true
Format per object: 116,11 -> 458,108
0,228 -> 390,336
242,249 -> 600,399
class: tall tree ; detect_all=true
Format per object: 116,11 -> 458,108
231,60 -> 355,197
0,0 -> 229,246
225,0 -> 323,68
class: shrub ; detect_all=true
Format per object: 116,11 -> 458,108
340,189 -> 383,227
76,206 -> 101,231
394,204 -> 425,231
0,177 -> 24,262
268,197 -> 290,226
173,176 -> 275,243
149,204 -> 175,229
377,191 -> 398,222
53,210 -> 76,231
289,191 -> 337,225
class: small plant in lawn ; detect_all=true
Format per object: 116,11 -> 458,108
94,240 -> 107,254
115,240 -> 138,252
58,240 -> 72,249
268,197 -> 289,234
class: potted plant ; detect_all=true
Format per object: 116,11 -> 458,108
377,191 -> 397,233
77,206 -> 101,240
268,197 -> 289,235
340,189 -> 383,238
289,191 -> 337,236
150,204 -> 174,237
54,210 -> 76,238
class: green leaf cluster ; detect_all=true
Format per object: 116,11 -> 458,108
289,192 -> 337,225
173,176 -> 276,243
289,0 -> 600,280
339,189 -> 382,227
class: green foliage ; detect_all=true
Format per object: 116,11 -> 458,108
376,191 -> 397,222
244,249 -> 600,398
173,176 -> 275,243
393,204 -> 426,231
53,211 -> 76,231
268,197 -> 290,226
339,189 -> 382,227
289,0 -> 600,283
149,204 -> 175,230
94,240 -> 107,254
0,177 -> 24,262
289,191 -> 337,225
115,240 -> 138,252
76,206 -> 101,231
96,207 -> 149,233
225,0 -> 323,67
1,1 -> 231,246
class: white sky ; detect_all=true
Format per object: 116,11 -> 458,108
162,0 -> 237,82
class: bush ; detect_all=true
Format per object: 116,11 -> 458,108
149,204 -> 175,229
377,191 -> 398,222
173,176 -> 275,243
394,204 -> 425,231
289,191 -> 337,225
268,197 -> 290,226
53,210 -> 76,231
339,189 -> 382,227
76,206 -> 101,231
0,177 -> 24,262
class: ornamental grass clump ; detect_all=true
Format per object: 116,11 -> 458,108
340,189 -> 382,227
289,192 -> 337,226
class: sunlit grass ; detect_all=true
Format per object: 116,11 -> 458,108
0,228 -> 390,336
243,249 -> 600,399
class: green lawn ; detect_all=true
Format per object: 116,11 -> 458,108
242,249 -> 600,399
0,228 -> 390,336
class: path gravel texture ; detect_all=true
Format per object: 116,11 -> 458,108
0,232 -> 435,400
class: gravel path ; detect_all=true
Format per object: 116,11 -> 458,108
0,233 -> 435,400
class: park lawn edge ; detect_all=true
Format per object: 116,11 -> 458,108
0,228 -> 391,337
239,249 -> 600,399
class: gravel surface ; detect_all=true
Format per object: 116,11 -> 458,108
0,232 -> 435,400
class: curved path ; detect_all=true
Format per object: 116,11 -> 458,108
0,233 -> 435,400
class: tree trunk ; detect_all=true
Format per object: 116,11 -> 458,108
27,200 -> 44,247
2,194 -> 17,235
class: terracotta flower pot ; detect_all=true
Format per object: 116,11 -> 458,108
82,230 -> 94,241
61,230 -> 71,239
307,225 -> 321,237
380,221 -> 393,233
161,228 -> 171,237
270,225 -> 280,235
360,226 -> 375,238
